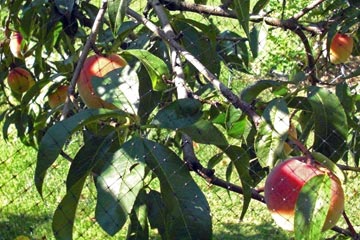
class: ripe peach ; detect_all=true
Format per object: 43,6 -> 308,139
7,67 -> 35,93
48,85 -> 69,109
9,32 -> 26,59
264,157 -> 344,232
77,54 -> 127,109
329,33 -> 353,64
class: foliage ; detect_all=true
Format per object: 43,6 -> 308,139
0,0 -> 359,239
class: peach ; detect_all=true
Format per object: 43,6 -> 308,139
7,67 -> 35,93
329,33 -> 353,64
48,85 -> 69,109
264,157 -> 344,232
9,32 -> 26,59
77,54 -> 127,109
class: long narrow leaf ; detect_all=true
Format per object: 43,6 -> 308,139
35,109 -> 128,196
95,145 -> 146,236
255,99 -> 289,167
108,0 -> 129,35
124,49 -> 169,91
52,134 -> 114,240
220,145 -> 253,220
234,0 -> 250,38
294,175 -> 331,240
151,98 -> 203,129
308,86 -> 348,162
52,175 -> 87,240
122,137 -> 212,239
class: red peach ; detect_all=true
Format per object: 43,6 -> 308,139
7,67 -> 35,93
264,157 -> 344,232
48,85 -> 69,109
329,33 -> 353,64
9,32 -> 26,59
77,54 -> 127,109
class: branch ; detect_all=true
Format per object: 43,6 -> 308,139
60,0 -> 108,120
158,0 -> 325,35
181,138 -> 266,203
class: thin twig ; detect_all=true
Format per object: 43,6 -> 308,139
337,164 -> 360,172
293,0 -> 326,20
342,210 -> 358,238
60,0 -> 108,120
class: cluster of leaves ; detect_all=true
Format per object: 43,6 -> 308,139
0,0 -> 359,239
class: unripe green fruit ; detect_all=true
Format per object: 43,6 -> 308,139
7,67 -> 34,93
77,54 -> 127,109
264,157 -> 344,232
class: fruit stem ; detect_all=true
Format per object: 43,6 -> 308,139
286,137 -> 314,165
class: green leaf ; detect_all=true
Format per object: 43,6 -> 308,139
234,0 -> 250,38
181,119 -> 228,146
240,80 -> 284,103
66,134 -> 114,190
252,0 -> 270,14
220,145 -> 253,219
126,190 -> 149,239
294,174 -> 331,240
312,152 -> 346,183
146,190 -> 167,236
336,83 -> 354,114
249,26 -> 259,58
194,0 -> 207,4
152,99 -> 203,129
54,0 -> 75,15
95,145 -> 146,236
52,175 -> 87,240
263,98 -> 289,136
107,0 -> 129,35
52,134 -> 112,240
137,63 -> 162,124
172,18 -> 220,76
217,31 -> 248,71
35,109 -> 128,196
125,137 -> 212,239
255,99 -> 289,167
207,152 -> 224,169
124,49 -> 169,91
286,96 -> 312,111
307,86 -> 348,162
91,66 -> 139,114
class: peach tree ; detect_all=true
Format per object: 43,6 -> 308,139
0,0 -> 359,239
